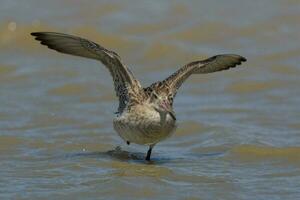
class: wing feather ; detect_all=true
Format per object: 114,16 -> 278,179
162,54 -> 246,97
31,32 -> 142,113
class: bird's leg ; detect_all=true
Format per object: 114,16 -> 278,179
145,144 -> 155,161
145,147 -> 152,161
126,141 -> 130,145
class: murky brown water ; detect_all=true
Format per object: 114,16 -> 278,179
1,0 -> 300,199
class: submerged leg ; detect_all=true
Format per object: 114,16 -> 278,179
145,144 -> 155,161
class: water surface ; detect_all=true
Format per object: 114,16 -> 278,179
1,0 -> 300,199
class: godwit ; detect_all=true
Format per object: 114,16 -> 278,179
31,32 -> 246,161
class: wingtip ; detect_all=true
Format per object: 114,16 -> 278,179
240,56 -> 247,62
232,54 -> 246,62
30,32 -> 39,36
31,32 -> 49,37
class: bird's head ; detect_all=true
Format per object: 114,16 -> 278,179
149,91 -> 176,120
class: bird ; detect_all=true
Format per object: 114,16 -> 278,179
31,32 -> 246,161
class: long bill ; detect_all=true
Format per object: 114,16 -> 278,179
161,101 -> 176,121
168,111 -> 176,121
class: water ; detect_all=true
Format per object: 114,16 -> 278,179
1,0 -> 300,199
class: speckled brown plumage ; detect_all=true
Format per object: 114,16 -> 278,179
31,32 -> 247,161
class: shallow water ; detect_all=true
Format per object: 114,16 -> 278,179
1,0 -> 300,199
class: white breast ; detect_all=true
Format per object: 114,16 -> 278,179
113,104 -> 177,145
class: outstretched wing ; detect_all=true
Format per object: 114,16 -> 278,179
161,54 -> 246,99
31,32 -> 142,113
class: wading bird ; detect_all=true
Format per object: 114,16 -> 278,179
31,32 -> 246,161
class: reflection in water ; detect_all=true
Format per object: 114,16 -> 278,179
66,146 -> 224,165
68,146 -> 146,162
